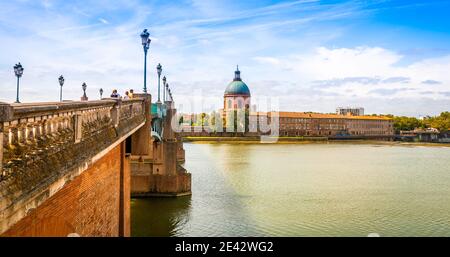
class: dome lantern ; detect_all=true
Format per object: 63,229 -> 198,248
234,65 -> 241,81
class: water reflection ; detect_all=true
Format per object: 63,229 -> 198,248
131,196 -> 192,237
132,142 -> 450,237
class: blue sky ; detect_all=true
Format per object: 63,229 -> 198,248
0,0 -> 449,116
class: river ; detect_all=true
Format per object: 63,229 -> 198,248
131,142 -> 450,236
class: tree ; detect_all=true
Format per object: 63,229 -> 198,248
201,113 -> 209,126
424,112 -> 450,131
392,116 -> 425,133
210,111 -> 216,126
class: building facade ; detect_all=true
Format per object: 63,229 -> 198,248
223,66 -> 251,114
180,67 -> 393,139
266,112 -> 393,138
336,107 -> 364,116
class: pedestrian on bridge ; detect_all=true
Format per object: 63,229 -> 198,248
111,89 -> 121,98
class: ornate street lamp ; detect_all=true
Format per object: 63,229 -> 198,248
166,83 -> 170,101
99,88 -> 103,99
13,62 -> 24,103
156,63 -> 162,103
58,75 -> 64,102
162,76 -> 166,102
140,29 -> 151,93
81,82 -> 88,101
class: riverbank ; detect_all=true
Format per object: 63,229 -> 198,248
183,136 -> 327,143
182,136 -> 450,147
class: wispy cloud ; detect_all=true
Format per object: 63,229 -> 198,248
313,76 -> 411,88
98,18 -> 109,25
422,79 -> 442,85
370,88 -> 415,96
0,0 -> 449,116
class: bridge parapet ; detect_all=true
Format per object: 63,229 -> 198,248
0,99 -> 146,234
0,99 -> 145,182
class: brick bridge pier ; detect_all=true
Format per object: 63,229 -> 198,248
0,93 -> 190,237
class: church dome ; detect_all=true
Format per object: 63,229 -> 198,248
224,66 -> 251,96
225,80 -> 251,96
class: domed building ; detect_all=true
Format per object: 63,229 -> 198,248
223,66 -> 251,113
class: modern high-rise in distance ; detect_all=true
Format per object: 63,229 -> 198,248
336,107 -> 365,116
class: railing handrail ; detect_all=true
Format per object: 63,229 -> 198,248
0,97 -> 148,183
1,98 -> 145,122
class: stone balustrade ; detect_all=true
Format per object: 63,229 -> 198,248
0,99 -> 146,189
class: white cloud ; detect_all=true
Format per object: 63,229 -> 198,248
253,57 -> 281,66
260,46 -> 450,100
291,46 -> 404,79
98,18 -> 109,24
0,1 -> 449,117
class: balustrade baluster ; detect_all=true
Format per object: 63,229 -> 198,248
1,98 -> 146,182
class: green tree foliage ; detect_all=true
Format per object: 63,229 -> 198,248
424,112 -> 450,131
375,112 -> 450,133
208,110 -> 224,133
192,113 -> 209,127
210,111 -> 216,126
201,113 -> 209,126
230,109 -> 249,133
392,116 -> 426,133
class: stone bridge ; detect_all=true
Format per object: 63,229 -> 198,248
0,93 -> 190,236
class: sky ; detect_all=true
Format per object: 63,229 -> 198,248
0,0 -> 449,116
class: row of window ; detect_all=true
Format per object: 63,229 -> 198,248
227,99 -> 249,109
280,118 -> 345,123
279,117 -> 391,123
280,125 -> 346,130
348,124 -> 390,129
281,130 -> 391,136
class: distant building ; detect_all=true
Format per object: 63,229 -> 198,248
268,112 -> 393,138
336,107 -> 364,116
182,111 -> 394,138
439,130 -> 450,143
399,128 -> 440,142
181,67 -> 393,139
223,66 -> 251,114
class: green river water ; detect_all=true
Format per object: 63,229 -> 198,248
131,142 -> 450,237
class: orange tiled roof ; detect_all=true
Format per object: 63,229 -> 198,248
249,111 -> 268,116
267,111 -> 392,120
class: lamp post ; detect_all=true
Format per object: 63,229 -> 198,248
166,83 -> 170,101
99,88 -> 103,99
162,76 -> 166,102
58,75 -> 64,102
81,82 -> 88,101
140,29 -> 151,93
156,63 -> 162,103
13,63 -> 24,103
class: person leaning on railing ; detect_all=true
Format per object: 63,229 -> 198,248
110,89 -> 121,98
129,89 -> 134,99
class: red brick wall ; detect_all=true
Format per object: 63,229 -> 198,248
131,169 -> 151,193
120,150 -> 131,237
2,143 -> 129,237
148,173 -> 192,195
